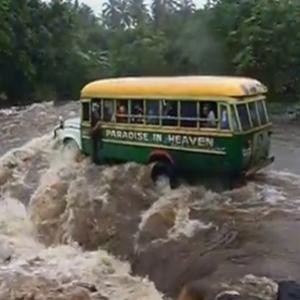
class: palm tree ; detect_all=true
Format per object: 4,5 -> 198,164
102,0 -> 130,29
179,0 -> 195,11
151,0 -> 180,27
127,0 -> 149,27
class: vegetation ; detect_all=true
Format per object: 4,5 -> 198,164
1,0 -> 300,106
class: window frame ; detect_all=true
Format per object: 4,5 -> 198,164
236,103 -> 252,131
91,98 -> 103,120
145,99 -> 160,126
129,99 -> 145,124
161,99 -> 179,127
263,100 -> 269,123
247,101 -> 260,127
116,99 -> 129,123
198,101 -> 219,130
179,100 -> 198,128
81,99 -> 91,125
90,98 -> 260,134
102,99 -> 116,123
256,99 -> 269,125
219,103 -> 231,131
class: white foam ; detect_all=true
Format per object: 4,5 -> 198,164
139,185 -> 213,242
0,195 -> 44,260
0,138 -> 164,300
0,245 -> 164,300
261,185 -> 287,205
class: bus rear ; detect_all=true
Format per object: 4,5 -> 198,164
232,97 -> 274,177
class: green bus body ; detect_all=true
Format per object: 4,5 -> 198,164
80,122 -> 272,178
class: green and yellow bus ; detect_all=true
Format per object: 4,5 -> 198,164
54,76 -> 274,187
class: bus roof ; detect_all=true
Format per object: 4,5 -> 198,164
80,76 -> 267,100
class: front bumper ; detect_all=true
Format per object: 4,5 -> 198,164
53,124 -> 63,139
244,156 -> 275,178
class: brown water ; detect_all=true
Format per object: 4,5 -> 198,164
0,101 -> 299,300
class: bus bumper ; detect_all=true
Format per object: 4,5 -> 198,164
53,125 -> 61,139
244,156 -> 275,178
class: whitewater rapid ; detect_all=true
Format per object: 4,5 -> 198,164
0,134 -> 165,300
0,101 -> 299,300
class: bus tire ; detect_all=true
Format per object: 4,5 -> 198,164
151,161 -> 178,189
63,138 -> 81,160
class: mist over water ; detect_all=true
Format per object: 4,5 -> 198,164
0,101 -> 299,299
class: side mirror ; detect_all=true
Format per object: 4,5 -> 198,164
59,115 -> 64,129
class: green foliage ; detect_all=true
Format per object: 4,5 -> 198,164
0,0 -> 300,105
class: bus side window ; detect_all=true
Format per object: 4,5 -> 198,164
180,101 -> 197,128
162,100 -> 178,126
91,99 -> 102,126
230,105 -> 239,131
200,101 -> 217,128
146,100 -> 159,125
82,102 -> 90,122
116,100 -> 128,123
237,103 -> 251,130
248,101 -> 259,127
220,104 -> 230,130
257,100 -> 268,124
130,100 -> 144,124
103,100 -> 114,122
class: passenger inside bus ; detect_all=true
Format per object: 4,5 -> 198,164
91,102 -> 101,126
221,106 -> 229,129
117,101 -> 128,123
163,101 -> 177,126
201,103 -> 217,128
131,101 -> 144,123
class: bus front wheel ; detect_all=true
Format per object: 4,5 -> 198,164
151,161 -> 178,189
63,138 -> 81,161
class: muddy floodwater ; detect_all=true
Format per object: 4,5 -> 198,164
0,101 -> 299,300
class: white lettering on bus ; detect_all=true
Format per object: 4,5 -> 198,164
153,134 -> 162,143
105,129 -> 214,149
117,131 -> 122,139
167,134 -> 214,148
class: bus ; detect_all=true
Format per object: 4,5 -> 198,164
53,76 -> 274,188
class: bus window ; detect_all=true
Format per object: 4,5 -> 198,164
91,100 -> 102,126
162,101 -> 178,126
257,100 -> 268,124
130,100 -> 144,124
82,102 -> 90,122
200,101 -> 217,128
248,101 -> 259,127
103,100 -> 114,122
116,100 -> 128,123
146,100 -> 159,125
220,104 -> 229,130
237,103 -> 251,131
230,105 -> 239,131
180,101 -> 197,128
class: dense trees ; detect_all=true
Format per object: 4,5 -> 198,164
0,0 -> 300,106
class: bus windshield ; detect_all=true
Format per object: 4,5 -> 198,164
236,99 -> 269,131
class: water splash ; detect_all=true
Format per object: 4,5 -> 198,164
1,101 -> 300,299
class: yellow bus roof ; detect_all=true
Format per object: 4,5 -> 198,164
80,76 -> 267,100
